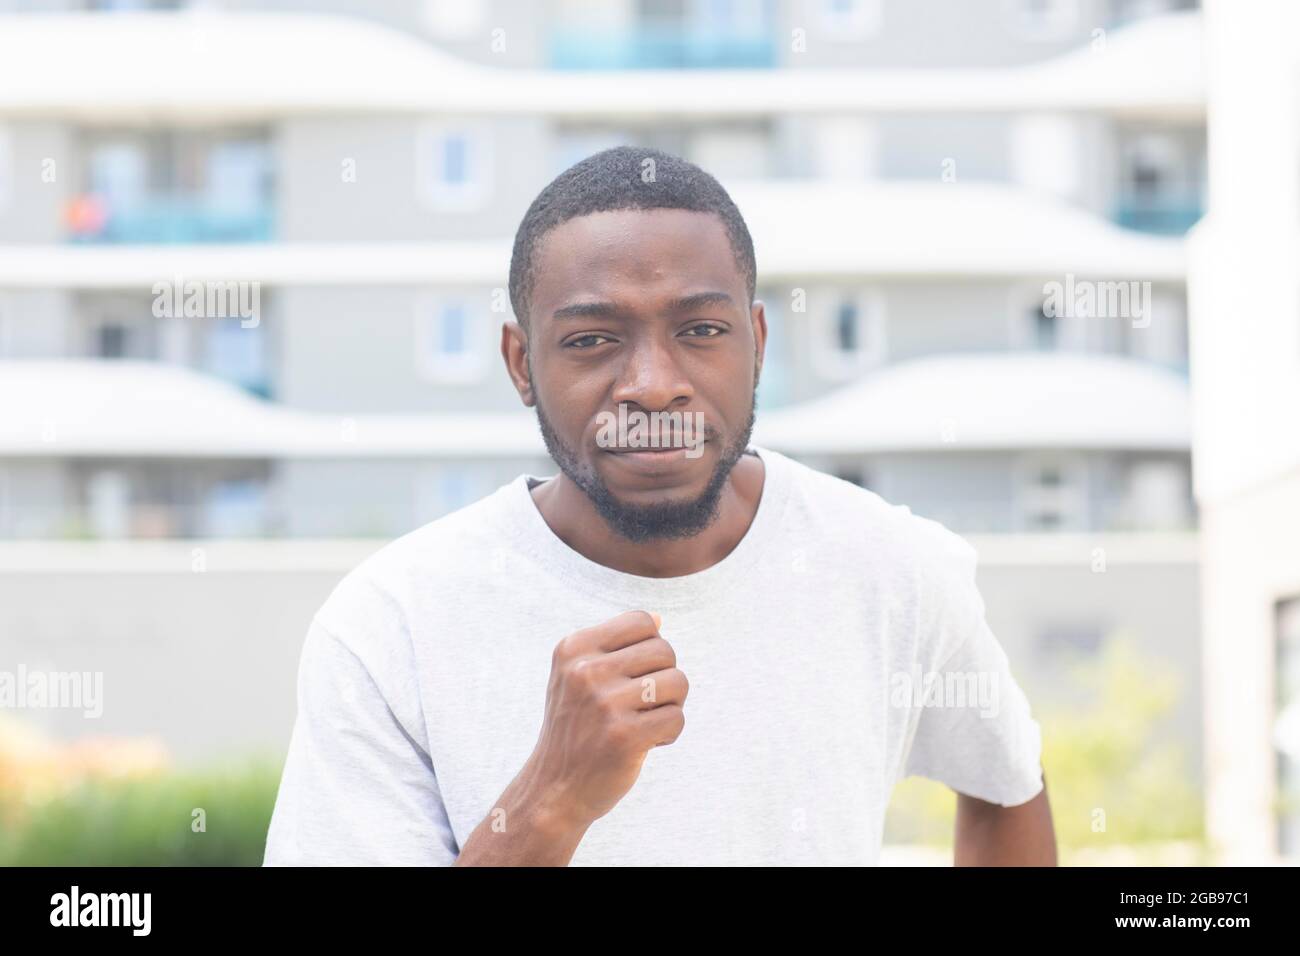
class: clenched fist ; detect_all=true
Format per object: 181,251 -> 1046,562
529,609 -> 689,824
454,610 -> 689,865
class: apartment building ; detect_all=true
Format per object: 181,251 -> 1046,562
0,0 -> 1207,789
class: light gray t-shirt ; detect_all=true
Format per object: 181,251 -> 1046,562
263,445 -> 1044,866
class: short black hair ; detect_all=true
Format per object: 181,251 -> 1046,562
508,146 -> 757,330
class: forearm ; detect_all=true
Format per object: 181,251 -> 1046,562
453,764 -> 590,866
953,778 -> 1057,866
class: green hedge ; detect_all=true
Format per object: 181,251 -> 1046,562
0,759 -> 282,867
885,635 -> 1204,850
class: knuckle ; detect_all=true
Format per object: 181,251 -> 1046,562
552,635 -> 574,665
594,687 -> 621,718
568,656 -> 598,689
605,718 -> 634,751
663,707 -> 686,741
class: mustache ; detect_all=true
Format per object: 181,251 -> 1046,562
594,408 -> 716,450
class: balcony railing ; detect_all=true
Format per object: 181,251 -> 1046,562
66,196 -> 274,244
1113,197 -> 1204,236
549,27 -> 776,70
895,496 -> 1196,535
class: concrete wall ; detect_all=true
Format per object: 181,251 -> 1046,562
0,122 -> 70,243
0,541 -> 378,765
0,533 -> 1201,782
276,115 -> 547,241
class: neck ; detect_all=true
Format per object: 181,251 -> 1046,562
530,453 -> 765,578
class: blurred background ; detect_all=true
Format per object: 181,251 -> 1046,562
0,0 -> 1296,866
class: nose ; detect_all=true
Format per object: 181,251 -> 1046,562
610,336 -> 693,412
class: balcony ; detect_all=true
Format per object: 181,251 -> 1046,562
65,196 -> 274,245
549,27 -> 775,70
1113,196 -> 1204,235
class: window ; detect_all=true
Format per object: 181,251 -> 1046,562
415,296 -> 486,383
88,140 -> 148,220
417,465 -> 477,522
692,0 -> 771,35
1114,131 -> 1204,234
813,289 -> 886,380
205,319 -> 268,397
1033,303 -> 1058,350
97,323 -> 128,359
208,140 -> 273,221
1010,282 -> 1085,352
836,301 -> 859,352
1016,454 -> 1086,531
417,125 -> 493,211
439,306 -> 467,354
76,129 -> 273,243
86,470 -> 131,539
1126,460 -> 1190,530
204,480 -> 266,538
1127,134 -> 1182,200
817,0 -> 882,39
438,469 -> 475,513
833,465 -> 870,488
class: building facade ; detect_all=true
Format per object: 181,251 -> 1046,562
0,0 -> 1210,826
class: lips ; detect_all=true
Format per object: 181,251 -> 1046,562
606,444 -> 695,454
601,441 -> 710,477
604,437 -> 708,454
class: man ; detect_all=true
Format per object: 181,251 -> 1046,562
263,146 -> 1056,866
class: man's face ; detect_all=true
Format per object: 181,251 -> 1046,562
509,208 -> 766,543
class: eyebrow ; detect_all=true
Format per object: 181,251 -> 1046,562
551,291 -> 735,322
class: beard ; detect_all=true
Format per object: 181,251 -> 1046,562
533,387 -> 758,545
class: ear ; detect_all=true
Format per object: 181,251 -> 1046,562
750,299 -> 768,384
501,321 -> 535,406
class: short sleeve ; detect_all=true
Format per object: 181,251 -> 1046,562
900,525 -> 1045,807
263,616 -> 459,865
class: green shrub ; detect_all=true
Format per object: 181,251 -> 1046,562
0,759 -> 282,866
884,634 -> 1204,851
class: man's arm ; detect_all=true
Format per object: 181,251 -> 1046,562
954,775 -> 1057,866
263,616 -> 460,866
455,609 -> 688,866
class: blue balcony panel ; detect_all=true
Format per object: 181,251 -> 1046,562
550,28 -> 775,70
1113,200 -> 1204,236
70,200 -> 274,244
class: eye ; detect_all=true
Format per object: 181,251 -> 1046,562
566,334 -> 614,349
682,324 -> 725,338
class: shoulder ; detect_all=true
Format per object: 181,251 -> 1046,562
309,480 -> 520,663
762,446 -> 977,580
759,447 -> 983,662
